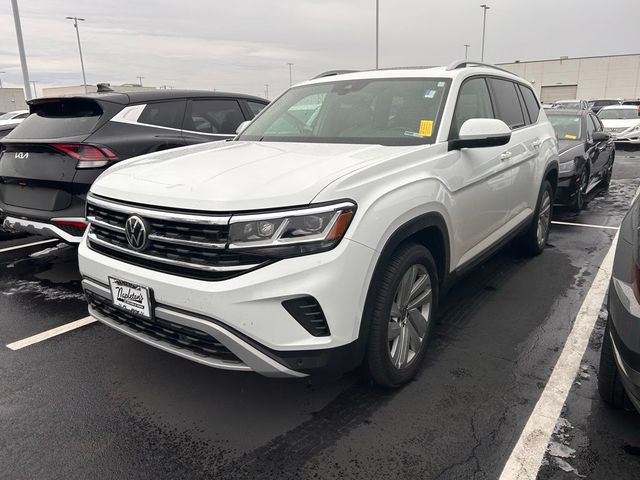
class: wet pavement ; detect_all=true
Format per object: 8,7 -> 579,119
1,150 -> 639,479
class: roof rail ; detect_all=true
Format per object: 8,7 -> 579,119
445,59 -> 515,76
312,70 -> 358,80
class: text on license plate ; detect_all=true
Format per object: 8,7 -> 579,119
109,277 -> 152,319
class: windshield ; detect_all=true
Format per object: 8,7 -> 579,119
8,99 -> 102,139
548,115 -> 582,140
238,78 -> 451,146
598,108 -> 640,120
592,100 -> 619,107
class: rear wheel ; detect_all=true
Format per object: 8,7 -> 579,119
515,180 -> 553,257
598,317 -> 628,409
364,243 -> 438,388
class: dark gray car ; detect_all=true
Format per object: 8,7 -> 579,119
599,195 -> 640,412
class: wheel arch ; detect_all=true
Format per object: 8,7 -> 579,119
355,212 -> 451,358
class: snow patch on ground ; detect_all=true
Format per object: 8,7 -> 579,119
2,280 -> 84,301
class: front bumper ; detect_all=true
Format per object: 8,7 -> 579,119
78,235 -> 377,377
554,174 -> 581,206
609,277 -> 640,412
608,130 -> 640,144
3,216 -> 85,243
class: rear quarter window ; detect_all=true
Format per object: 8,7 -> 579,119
518,85 -> 540,124
7,98 -> 103,139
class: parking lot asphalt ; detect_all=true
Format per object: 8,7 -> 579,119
1,150 -> 639,480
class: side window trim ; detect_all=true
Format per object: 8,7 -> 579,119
517,84 -> 541,125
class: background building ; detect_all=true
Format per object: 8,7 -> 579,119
0,88 -> 27,112
500,53 -> 640,102
41,83 -> 157,97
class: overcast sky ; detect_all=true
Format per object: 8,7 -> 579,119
0,0 -> 638,98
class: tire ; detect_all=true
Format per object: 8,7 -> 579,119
568,167 -> 589,212
602,152 -> 614,191
515,180 -> 553,257
598,317 -> 628,409
364,243 -> 439,388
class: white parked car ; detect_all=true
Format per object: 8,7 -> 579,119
79,61 -> 559,387
0,109 -> 29,126
598,105 -> 640,144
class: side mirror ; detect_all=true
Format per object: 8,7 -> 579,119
448,118 -> 511,151
235,120 -> 251,135
592,131 -> 609,142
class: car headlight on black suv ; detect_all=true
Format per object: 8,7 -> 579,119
228,201 -> 356,258
558,159 -> 576,175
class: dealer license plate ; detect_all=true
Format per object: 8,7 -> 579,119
109,277 -> 152,319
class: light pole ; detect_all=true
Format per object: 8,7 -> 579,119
287,63 -> 293,87
464,44 -> 470,61
137,76 -> 144,86
375,0 -> 379,69
66,16 -> 87,93
0,71 -> 5,89
264,84 -> 269,100
11,0 -> 32,100
480,4 -> 490,62
30,80 -> 37,97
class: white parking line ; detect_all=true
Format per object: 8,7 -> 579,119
551,220 -> 619,230
6,316 -> 96,351
499,233 -> 618,480
0,238 -> 58,253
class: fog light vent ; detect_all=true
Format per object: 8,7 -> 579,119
282,296 -> 330,337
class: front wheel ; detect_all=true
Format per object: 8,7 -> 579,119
514,180 -> 553,257
602,152 -> 614,190
569,168 -> 589,212
364,243 -> 439,388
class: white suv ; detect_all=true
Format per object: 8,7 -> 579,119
79,61 -> 559,387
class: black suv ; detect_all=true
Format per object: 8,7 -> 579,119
0,89 -> 267,242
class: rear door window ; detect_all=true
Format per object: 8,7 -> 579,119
137,101 -> 185,129
247,101 -> 267,117
487,78 -> 526,129
184,99 -> 246,134
7,99 -> 103,139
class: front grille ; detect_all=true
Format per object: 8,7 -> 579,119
85,290 -> 242,363
86,196 -> 271,280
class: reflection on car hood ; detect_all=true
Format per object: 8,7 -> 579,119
91,140 -> 418,211
557,139 -> 583,156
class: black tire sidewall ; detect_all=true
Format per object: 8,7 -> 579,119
365,243 -> 439,388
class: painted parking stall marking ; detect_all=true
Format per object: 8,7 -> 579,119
6,316 -> 96,351
551,220 -> 620,231
499,233 -> 618,480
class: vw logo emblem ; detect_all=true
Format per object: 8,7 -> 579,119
124,215 -> 149,251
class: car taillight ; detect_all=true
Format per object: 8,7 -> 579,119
51,143 -> 117,168
52,219 -> 87,229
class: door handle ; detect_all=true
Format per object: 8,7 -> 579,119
500,151 -> 512,161
532,139 -> 541,149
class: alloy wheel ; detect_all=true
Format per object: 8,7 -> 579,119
387,264 -> 432,369
536,190 -> 551,248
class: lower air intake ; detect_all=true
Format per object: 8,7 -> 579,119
282,296 -> 330,337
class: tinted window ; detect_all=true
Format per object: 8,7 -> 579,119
239,78 -> 451,146
450,77 -> 494,138
7,99 -> 102,139
247,101 -> 267,117
185,99 -> 246,134
138,101 -> 184,129
488,78 -> 526,129
519,85 -> 540,123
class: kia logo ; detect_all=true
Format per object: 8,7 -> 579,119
14,152 -> 28,159
124,215 -> 149,251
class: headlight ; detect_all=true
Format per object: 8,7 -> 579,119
228,201 -> 356,258
632,125 -> 640,132
558,160 -> 575,175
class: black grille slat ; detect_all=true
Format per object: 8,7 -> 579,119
87,201 -> 272,280
282,296 -> 330,337
86,291 -> 241,363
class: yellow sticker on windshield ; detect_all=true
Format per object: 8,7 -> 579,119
564,134 -> 577,140
419,120 -> 433,137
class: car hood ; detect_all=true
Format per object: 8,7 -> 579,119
91,140 -> 416,211
600,119 -> 640,130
